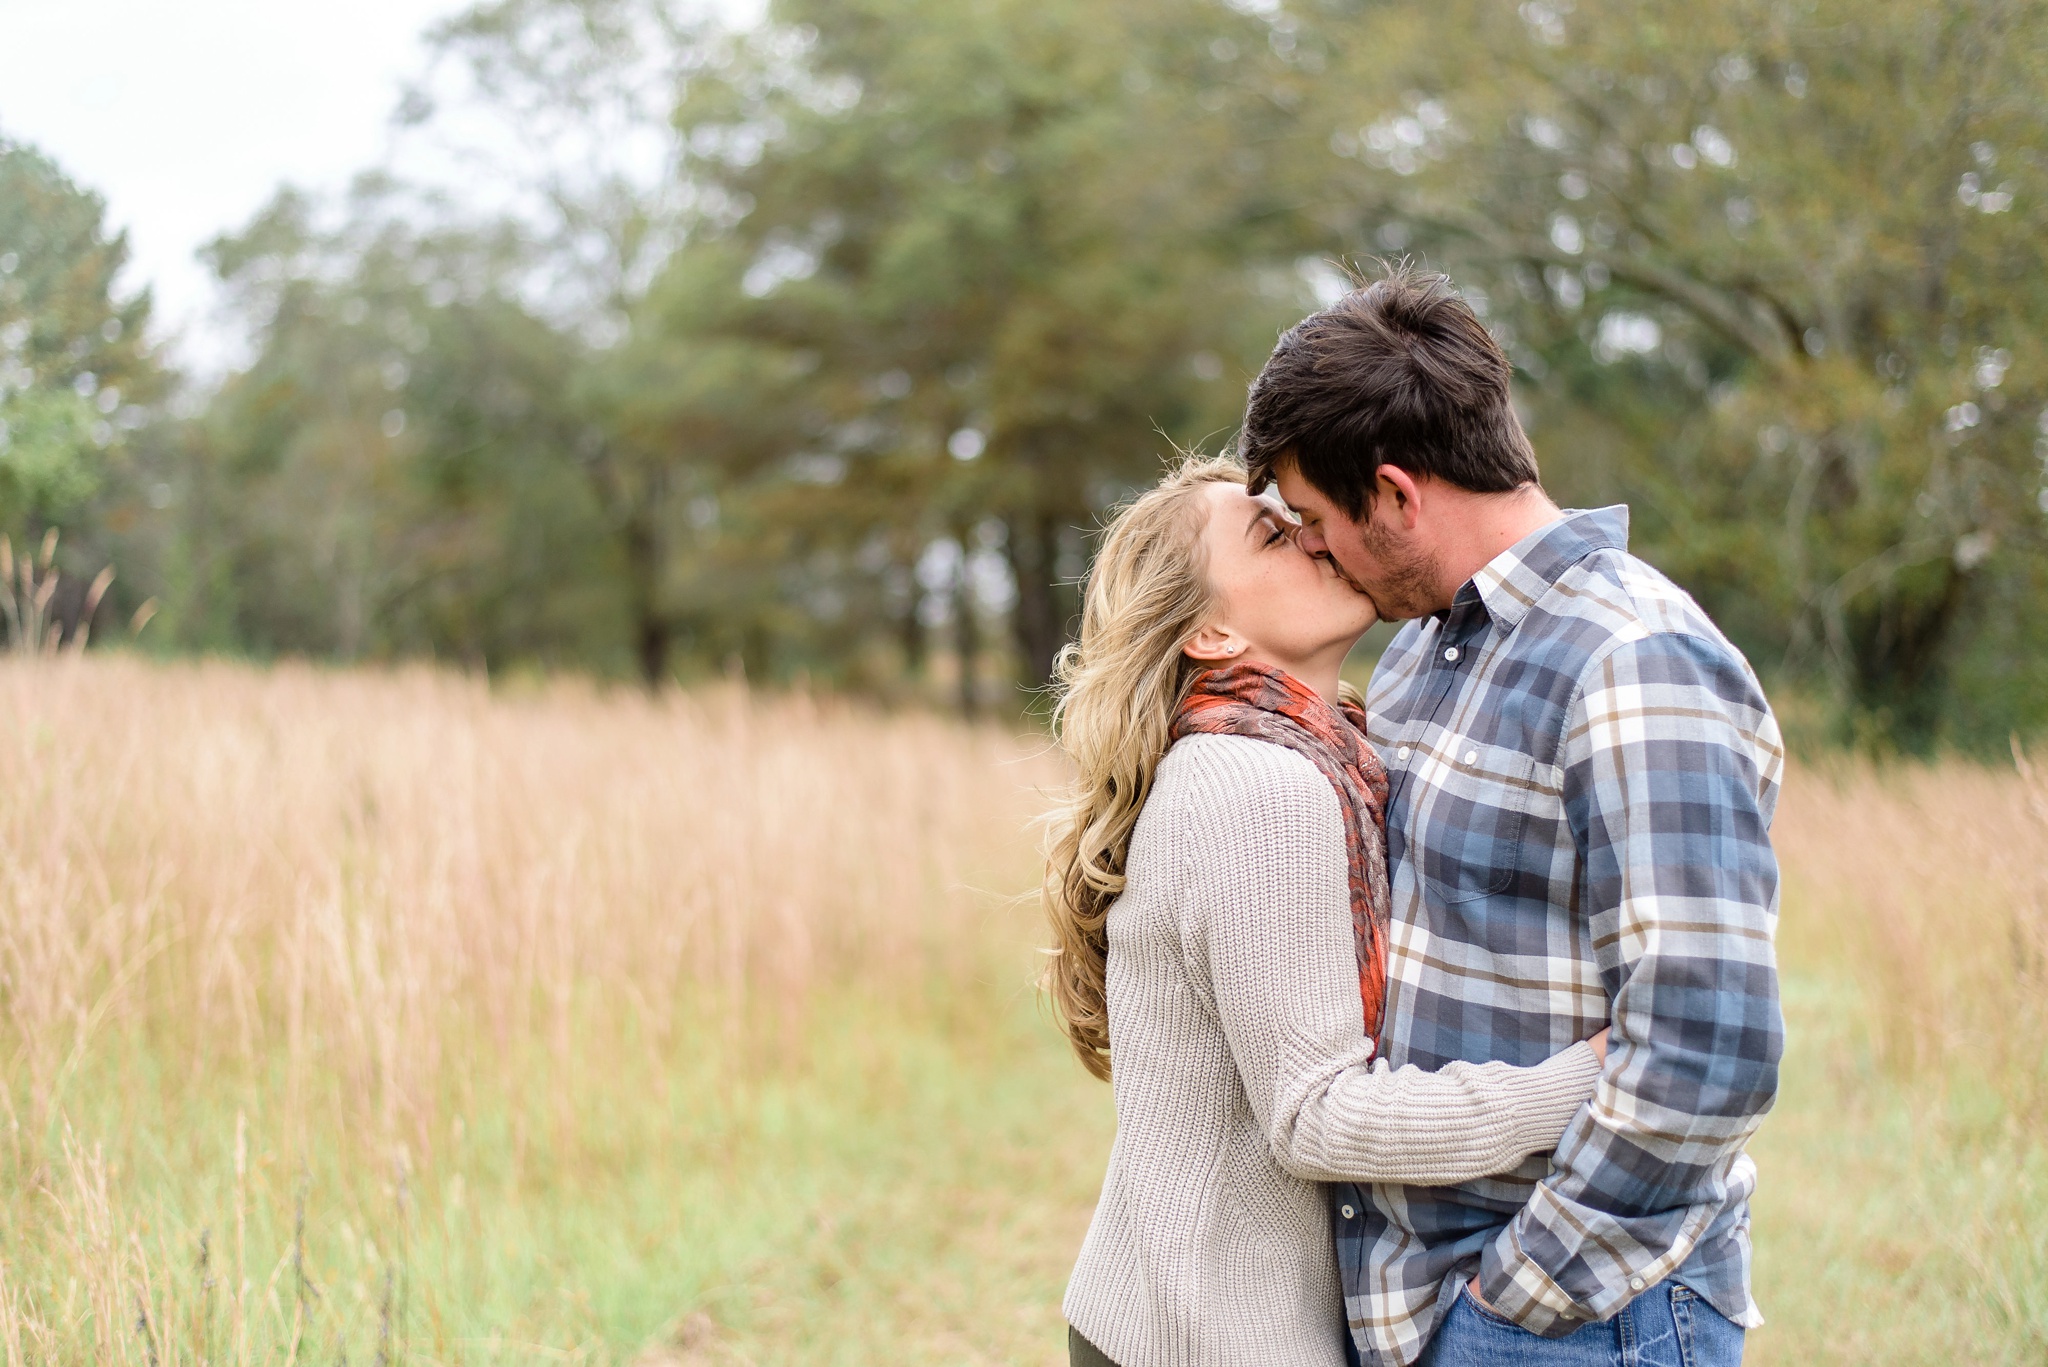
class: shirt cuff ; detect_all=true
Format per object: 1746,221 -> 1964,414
1474,1219 -> 1596,1337
1476,1180 -> 1714,1336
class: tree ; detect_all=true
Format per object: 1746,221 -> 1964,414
1288,0 -> 2048,748
176,182 -> 622,666
670,0 -> 1317,694
90,0 -> 2048,746
404,0 -> 765,684
0,135 -> 167,641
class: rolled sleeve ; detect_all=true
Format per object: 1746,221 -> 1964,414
1476,630 -> 1784,1334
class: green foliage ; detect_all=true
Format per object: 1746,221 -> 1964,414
1288,0 -> 2048,749
0,384 -> 103,517
657,0 -> 1310,692
39,0 -> 2043,743
0,133 -> 174,652
0,137 -> 158,418
0,135 -> 163,525
165,183 -> 626,665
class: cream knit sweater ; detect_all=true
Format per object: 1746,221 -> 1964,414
1062,734 -> 1602,1367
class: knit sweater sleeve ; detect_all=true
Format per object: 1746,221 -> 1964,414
1173,734 -> 1602,1186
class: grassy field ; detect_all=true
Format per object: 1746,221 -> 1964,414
0,657 -> 2042,1365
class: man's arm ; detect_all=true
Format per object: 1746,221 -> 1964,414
1474,630 -> 1784,1335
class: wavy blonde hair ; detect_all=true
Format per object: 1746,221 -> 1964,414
1042,455 -> 1248,1080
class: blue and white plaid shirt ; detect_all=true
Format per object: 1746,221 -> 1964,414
1336,506 -> 1785,1366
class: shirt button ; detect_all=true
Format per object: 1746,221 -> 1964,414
1443,646 -> 1460,662
1630,1276 -> 1645,1290
1396,746 -> 1411,761
1561,1311 -> 1577,1321
1463,750 -> 1478,765
1340,1204 -> 1356,1219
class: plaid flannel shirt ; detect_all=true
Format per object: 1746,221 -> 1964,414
1334,506 -> 1785,1366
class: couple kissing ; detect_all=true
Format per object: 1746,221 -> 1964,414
1044,265 -> 1783,1367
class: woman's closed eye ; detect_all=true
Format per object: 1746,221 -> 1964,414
1249,507 -> 1301,550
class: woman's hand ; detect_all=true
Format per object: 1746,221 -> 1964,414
1464,1028 -> 1609,1318
1465,1029 -> 1608,1318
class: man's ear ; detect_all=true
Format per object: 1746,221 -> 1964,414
1375,464 -> 1425,532
1182,622 -> 1247,663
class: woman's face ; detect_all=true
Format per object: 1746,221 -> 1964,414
1187,480 -> 1379,672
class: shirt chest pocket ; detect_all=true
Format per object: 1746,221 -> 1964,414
1413,740 -> 1540,905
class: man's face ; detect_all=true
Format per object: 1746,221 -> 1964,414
1271,460 -> 1444,621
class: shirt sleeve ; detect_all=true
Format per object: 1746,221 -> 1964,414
1183,739 -> 1605,1187
1475,630 -> 1784,1335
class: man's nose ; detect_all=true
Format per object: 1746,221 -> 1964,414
1296,523 -> 1329,556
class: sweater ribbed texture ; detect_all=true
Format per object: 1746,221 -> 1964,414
1063,734 -> 1601,1367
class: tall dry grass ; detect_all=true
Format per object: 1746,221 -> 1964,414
1752,753 -> 2048,1365
0,655 -> 1063,1362
1772,748 -> 2048,1110
2,654 -> 2043,1363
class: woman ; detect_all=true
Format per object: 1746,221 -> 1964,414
1044,458 -> 1606,1367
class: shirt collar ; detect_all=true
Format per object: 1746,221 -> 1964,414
1465,505 -> 1630,631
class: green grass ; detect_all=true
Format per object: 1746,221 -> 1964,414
6,982 -> 1116,1366
26,956 -> 2044,1365
1748,971 -> 2048,1366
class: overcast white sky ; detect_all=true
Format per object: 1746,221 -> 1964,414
0,0 -> 480,368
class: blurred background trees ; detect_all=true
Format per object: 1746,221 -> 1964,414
1293,0 -> 2048,748
2,0 -> 2041,749
0,138 -> 166,647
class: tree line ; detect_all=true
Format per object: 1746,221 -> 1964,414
2,0 -> 2043,750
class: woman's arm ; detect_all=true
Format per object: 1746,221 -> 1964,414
1178,735 -> 1603,1186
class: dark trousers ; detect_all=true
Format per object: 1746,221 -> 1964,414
1069,1326 -> 1119,1367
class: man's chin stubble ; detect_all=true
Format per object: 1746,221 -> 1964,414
1318,544 -> 1434,621
1356,527 -> 1441,621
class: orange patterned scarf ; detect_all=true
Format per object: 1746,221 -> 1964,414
1172,661 -> 1393,1043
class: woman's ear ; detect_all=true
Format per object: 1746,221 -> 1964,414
1182,622 -> 1247,663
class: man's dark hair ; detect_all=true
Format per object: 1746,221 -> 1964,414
1239,263 -> 1539,515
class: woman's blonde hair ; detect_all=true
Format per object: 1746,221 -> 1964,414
1042,454 -> 1247,1079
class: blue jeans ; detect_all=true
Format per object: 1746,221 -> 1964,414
1417,1282 -> 1744,1367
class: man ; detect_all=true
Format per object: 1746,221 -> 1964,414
1240,265 -> 1784,1367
